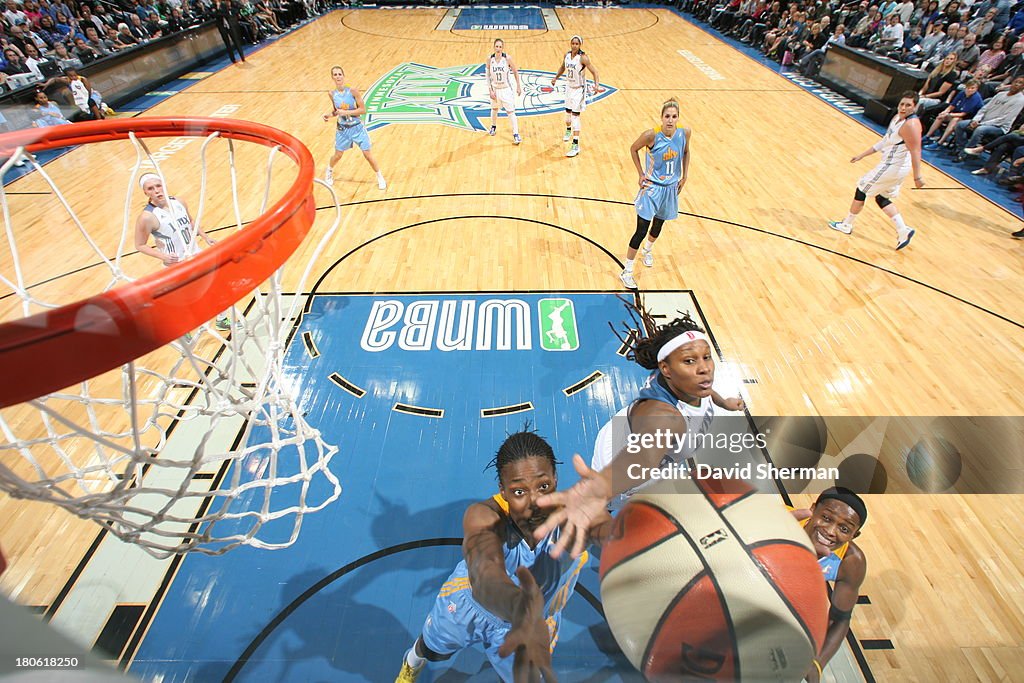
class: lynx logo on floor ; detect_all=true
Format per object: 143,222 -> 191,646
362,63 -> 616,132
360,297 -> 579,352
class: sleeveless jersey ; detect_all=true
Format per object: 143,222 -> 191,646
146,198 -> 197,261
635,370 -> 715,464
331,87 -> 361,129
645,127 -> 687,187
877,113 -> 917,168
488,53 -> 512,89
563,51 -> 586,89
68,77 -> 90,112
800,517 -> 850,582
436,494 -> 588,620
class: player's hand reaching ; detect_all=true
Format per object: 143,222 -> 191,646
533,454 -> 611,559
721,396 -> 745,411
498,567 -> 558,683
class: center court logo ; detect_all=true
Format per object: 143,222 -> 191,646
362,63 -> 616,132
360,298 -> 579,352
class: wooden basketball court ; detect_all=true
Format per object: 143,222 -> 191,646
2,7 -> 1023,681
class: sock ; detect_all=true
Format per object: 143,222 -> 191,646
405,648 -> 425,669
509,113 -> 518,135
624,258 -> 635,273
565,125 -> 571,135
844,212 -> 858,227
572,137 -> 579,146
891,213 -> 908,232
644,239 -> 655,253
377,171 -> 385,179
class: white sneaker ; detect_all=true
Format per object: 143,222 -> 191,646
619,270 -> 637,289
513,134 -> 521,145
325,168 -> 333,184
377,175 -> 387,190
828,220 -> 852,235
566,144 -> 580,158
896,228 -> 915,250
488,125 -> 496,136
562,130 -> 571,142
641,248 -> 654,267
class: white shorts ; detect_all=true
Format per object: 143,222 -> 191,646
491,87 -> 515,112
564,86 -> 586,114
858,160 -> 910,200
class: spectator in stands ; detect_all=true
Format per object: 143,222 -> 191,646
79,5 -> 106,36
957,33 -> 981,72
738,0 -> 779,44
969,7 -> 998,42
2,48 -> 31,76
22,43 -> 56,79
875,12 -> 905,54
848,6 -> 883,48
899,23 -> 923,61
214,0 -> 246,63
128,13 -> 152,40
895,0 -> 914,24
3,0 -> 28,27
964,123 -> 1024,174
978,35 -> 1008,72
83,26 -> 110,55
922,22 -> 962,69
1004,6 -> 1024,38
114,23 -> 137,46
31,89 -> 71,126
5,25 -> 33,55
923,79 -> 985,147
51,42 -> 82,69
22,1 -> 43,26
36,15 -> 65,48
953,75 -> 1024,159
92,5 -> 121,31
165,7 -> 186,31
144,11 -> 164,37
942,1 -> 963,24
800,23 -> 844,76
919,52 -> 961,112
72,36 -> 100,62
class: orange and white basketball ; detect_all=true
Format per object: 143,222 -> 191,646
599,478 -> 829,682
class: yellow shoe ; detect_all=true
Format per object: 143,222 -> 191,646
395,660 -> 423,683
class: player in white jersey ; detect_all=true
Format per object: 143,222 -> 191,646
134,173 -> 233,333
534,301 -> 745,560
549,35 -> 604,158
828,91 -> 925,250
486,39 -> 522,145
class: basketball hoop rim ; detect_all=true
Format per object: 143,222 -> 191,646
0,117 -> 317,409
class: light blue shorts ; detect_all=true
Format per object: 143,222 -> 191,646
335,123 -> 371,152
634,182 -> 679,221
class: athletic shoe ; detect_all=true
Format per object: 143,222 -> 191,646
566,144 -> 580,158
963,146 -> 985,156
971,168 -> 990,175
922,140 -> 939,150
563,130 -> 571,142
828,220 -> 852,234
896,228 -> 915,250
103,105 -> 116,116
215,317 -> 235,331
619,270 -> 638,289
488,126 -> 496,136
181,332 -> 193,344
513,134 -> 521,145
641,248 -> 654,267
377,175 -> 387,190
395,659 -> 423,683
325,167 -> 333,184
1012,229 -> 1024,239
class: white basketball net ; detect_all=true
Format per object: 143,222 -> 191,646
0,127 -> 342,558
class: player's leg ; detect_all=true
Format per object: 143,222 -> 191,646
490,95 -> 499,136
355,127 -> 386,189
563,107 -> 573,142
502,90 -> 520,144
643,187 -> 678,266
877,192 -> 915,250
622,211 -> 653,289
326,128 -> 351,184
829,186 -> 867,234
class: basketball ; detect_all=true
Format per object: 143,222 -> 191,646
599,477 -> 829,682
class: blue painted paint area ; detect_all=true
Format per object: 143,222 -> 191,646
453,7 -> 546,30
131,293 -> 659,681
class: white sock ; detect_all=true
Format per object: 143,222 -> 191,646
891,213 -> 908,232
405,647 -> 425,669
844,212 -> 858,227
509,113 -> 518,135
624,258 -> 635,273
644,239 -> 655,253
377,171 -> 385,180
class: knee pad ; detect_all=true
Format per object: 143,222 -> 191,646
875,195 -> 892,209
649,217 -> 665,239
571,114 -> 581,132
629,216 -> 650,250
854,188 -> 867,202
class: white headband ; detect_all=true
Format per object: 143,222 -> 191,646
571,34 -> 583,44
657,330 -> 709,362
139,173 -> 162,189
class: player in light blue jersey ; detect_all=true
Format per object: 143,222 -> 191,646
620,99 -> 691,290
791,487 -> 867,683
321,65 -> 387,190
395,430 -> 612,683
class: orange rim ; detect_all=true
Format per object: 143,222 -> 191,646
0,117 -> 316,409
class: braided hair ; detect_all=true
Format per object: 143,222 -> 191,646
609,295 -> 706,370
485,425 -> 560,485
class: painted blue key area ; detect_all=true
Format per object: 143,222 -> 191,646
131,293 -> 660,682
453,7 -> 546,30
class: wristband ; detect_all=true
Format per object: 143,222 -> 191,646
812,659 -> 823,676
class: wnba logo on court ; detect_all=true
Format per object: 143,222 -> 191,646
359,297 -> 579,352
361,63 -> 616,133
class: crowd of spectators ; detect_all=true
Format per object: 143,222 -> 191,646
683,0 -> 1024,201
0,0 -> 322,131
